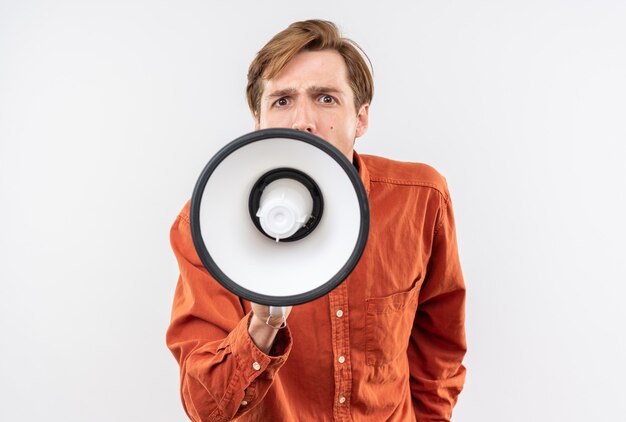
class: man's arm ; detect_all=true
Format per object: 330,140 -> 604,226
166,208 -> 292,421
408,190 -> 467,421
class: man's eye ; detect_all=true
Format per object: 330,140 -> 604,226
276,98 -> 288,106
320,95 -> 335,104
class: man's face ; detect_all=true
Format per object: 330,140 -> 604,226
255,50 -> 369,162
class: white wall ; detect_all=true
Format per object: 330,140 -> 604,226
1,1 -> 624,420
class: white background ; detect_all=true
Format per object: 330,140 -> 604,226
1,1 -> 625,421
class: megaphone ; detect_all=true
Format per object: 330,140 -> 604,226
190,128 -> 369,307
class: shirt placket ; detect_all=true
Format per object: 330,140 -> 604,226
328,281 -> 352,421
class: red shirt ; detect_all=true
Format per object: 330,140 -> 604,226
167,151 -> 467,421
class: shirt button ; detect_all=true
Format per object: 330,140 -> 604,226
252,362 -> 261,371
338,356 -> 346,364
339,396 -> 346,404
241,400 -> 248,406
336,309 -> 344,318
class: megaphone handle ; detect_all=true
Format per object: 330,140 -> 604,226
267,306 -> 288,329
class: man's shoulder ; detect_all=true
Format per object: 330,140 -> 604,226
176,199 -> 192,224
359,154 -> 449,198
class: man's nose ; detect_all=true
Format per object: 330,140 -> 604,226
291,103 -> 316,133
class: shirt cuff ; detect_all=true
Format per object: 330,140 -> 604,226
230,312 -> 293,383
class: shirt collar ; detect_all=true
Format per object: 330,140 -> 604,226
352,150 -> 371,196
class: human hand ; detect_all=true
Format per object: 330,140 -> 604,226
248,303 -> 293,354
251,303 -> 293,329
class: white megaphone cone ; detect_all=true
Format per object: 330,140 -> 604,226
190,128 -> 369,306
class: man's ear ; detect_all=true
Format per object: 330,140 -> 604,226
254,112 -> 260,131
355,103 -> 369,138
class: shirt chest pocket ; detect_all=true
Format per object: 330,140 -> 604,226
365,280 -> 420,367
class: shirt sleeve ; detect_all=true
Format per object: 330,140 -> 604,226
166,207 -> 293,422
408,189 -> 467,421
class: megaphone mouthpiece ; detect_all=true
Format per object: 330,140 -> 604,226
256,178 -> 312,240
249,167 -> 324,243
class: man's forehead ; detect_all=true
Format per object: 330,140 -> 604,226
262,50 -> 351,96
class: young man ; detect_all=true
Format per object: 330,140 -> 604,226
167,20 -> 467,421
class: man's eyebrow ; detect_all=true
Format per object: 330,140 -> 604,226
307,85 -> 343,95
266,88 -> 298,98
265,86 -> 345,98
